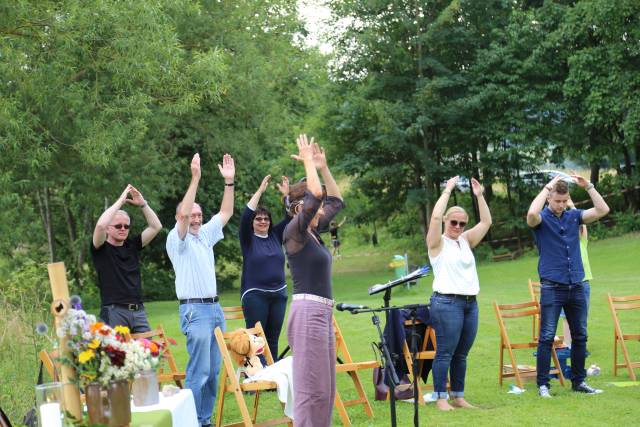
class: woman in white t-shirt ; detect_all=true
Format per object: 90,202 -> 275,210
426,176 -> 492,411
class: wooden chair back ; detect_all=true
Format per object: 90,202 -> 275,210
494,300 -> 565,390
222,305 -> 245,321
528,279 -> 541,340
332,316 -> 378,426
131,325 -> 185,387
39,349 -> 60,382
607,293 -> 640,381
401,319 -> 439,405
214,321 -> 292,427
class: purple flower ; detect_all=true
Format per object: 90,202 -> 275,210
70,295 -> 82,309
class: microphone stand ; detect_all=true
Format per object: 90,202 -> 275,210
349,303 -> 428,427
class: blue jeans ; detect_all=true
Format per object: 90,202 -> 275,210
429,294 -> 479,398
536,281 -> 588,388
179,303 -> 225,426
242,288 -> 288,360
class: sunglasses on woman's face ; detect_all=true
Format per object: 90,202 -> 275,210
111,224 -> 130,230
449,220 -> 467,228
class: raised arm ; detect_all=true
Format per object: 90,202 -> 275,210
127,186 -> 162,247
177,154 -> 201,240
313,142 -> 342,201
426,176 -> 457,254
217,153 -> 235,226
571,174 -> 610,224
93,185 -> 132,249
463,178 -> 492,248
291,134 -> 322,198
526,175 -> 560,228
247,175 -> 271,210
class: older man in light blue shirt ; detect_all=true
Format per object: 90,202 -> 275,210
166,153 -> 235,427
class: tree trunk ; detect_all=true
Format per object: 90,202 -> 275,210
36,183 -> 56,262
589,161 -> 600,185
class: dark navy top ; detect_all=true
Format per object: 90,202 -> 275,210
533,206 -> 585,285
284,192 -> 344,299
239,206 -> 290,298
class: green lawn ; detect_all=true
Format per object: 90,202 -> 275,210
143,233 -> 640,427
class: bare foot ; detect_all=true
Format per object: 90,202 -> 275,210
451,398 -> 476,409
436,399 -> 455,411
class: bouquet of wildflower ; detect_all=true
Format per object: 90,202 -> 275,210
56,308 -> 165,386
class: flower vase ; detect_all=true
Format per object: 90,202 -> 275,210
85,382 -> 108,425
131,369 -> 159,406
107,379 -> 131,427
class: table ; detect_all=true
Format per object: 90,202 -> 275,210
131,389 -> 198,427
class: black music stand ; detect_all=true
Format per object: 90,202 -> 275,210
367,266 -> 430,427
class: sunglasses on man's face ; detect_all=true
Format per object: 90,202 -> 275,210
254,216 -> 270,223
111,224 -> 130,230
449,220 -> 467,228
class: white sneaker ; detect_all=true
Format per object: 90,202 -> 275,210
538,385 -> 552,398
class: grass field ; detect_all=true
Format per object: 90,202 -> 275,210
1,233 -> 638,426
142,232 -> 640,427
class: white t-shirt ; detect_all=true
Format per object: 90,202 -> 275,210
428,234 -> 479,296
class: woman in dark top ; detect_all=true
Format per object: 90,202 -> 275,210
284,134 -> 343,427
239,174 -> 290,359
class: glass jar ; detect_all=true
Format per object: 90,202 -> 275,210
35,382 -> 63,427
131,369 -> 159,406
106,379 -> 131,427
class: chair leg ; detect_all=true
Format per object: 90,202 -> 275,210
506,346 -> 523,390
620,338 -> 637,381
348,371 -> 374,418
252,390 -> 261,423
551,348 -> 565,387
613,335 -> 618,377
402,343 -> 425,406
498,345 -> 504,386
334,389 -> 351,426
215,378 -> 226,427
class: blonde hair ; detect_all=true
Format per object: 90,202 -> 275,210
443,206 -> 468,221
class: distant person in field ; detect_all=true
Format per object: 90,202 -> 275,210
239,174 -> 291,360
527,174 -> 609,398
284,134 -> 344,426
426,176 -> 492,411
560,197 -> 593,348
329,216 -> 347,257
91,184 -> 162,333
166,153 -> 235,427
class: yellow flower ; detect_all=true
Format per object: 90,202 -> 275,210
114,325 -> 130,335
88,339 -> 100,350
78,349 -> 95,364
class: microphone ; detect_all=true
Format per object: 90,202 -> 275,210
336,303 -> 369,312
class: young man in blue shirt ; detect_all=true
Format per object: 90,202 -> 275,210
527,174 -> 609,398
166,153 -> 235,427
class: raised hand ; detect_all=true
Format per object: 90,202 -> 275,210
444,176 -> 459,193
470,178 -> 484,197
191,153 -> 201,180
546,174 -> 561,189
259,175 -> 271,193
312,142 -> 327,170
276,176 -> 290,196
218,153 -> 235,181
291,134 -> 314,163
570,172 -> 589,189
117,184 -> 133,206
126,186 -> 147,206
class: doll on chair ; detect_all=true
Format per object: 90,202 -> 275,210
228,328 -> 295,419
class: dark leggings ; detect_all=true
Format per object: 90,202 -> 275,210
242,288 -> 288,360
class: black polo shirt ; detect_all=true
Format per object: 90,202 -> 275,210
91,235 -> 144,305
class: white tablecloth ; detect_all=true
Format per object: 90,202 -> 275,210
131,389 -> 198,427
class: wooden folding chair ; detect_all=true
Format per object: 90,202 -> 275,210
607,293 -> 640,381
222,305 -> 245,321
401,319 -> 437,405
131,325 -> 185,387
214,321 -> 292,427
39,349 -> 60,381
528,279 -> 541,341
494,300 -> 565,390
333,316 -> 378,426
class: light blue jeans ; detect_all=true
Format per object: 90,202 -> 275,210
179,303 -> 225,426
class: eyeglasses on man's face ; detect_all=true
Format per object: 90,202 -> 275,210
110,224 -> 130,230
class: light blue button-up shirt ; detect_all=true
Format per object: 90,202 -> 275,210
166,214 -> 224,300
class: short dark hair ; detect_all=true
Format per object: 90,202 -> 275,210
552,181 -> 569,195
252,206 -> 273,233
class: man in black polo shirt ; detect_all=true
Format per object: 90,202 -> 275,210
92,184 -> 162,332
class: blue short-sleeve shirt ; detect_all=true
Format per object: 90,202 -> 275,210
166,214 -> 224,299
533,207 -> 584,285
